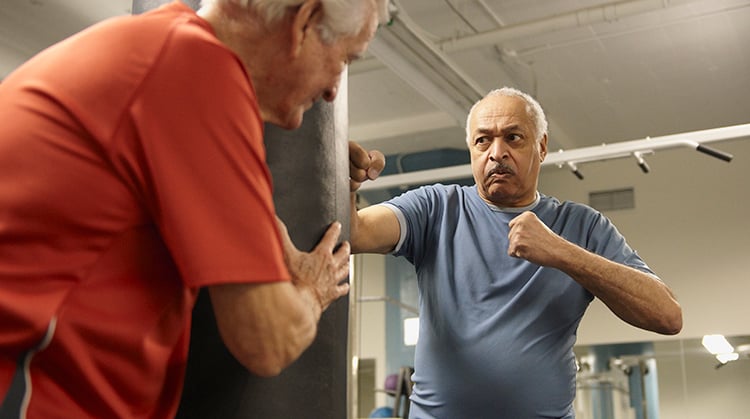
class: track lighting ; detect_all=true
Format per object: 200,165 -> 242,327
359,123 -> 749,191
633,151 -> 650,173
566,161 -> 584,180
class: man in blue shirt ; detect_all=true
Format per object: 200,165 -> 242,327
349,87 -> 682,418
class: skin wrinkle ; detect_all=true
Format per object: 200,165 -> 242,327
469,95 -> 547,208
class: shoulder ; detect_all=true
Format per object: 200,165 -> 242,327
388,183 -> 474,208
536,194 -> 612,235
398,183 -> 472,199
94,3 -> 211,47
538,193 -> 599,217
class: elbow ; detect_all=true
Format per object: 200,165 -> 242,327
228,319 -> 318,378
658,303 -> 683,336
665,313 -> 683,336
231,334 -> 312,378
243,356 -> 286,378
209,282 -> 320,378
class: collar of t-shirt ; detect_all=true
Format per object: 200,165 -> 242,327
486,191 -> 541,213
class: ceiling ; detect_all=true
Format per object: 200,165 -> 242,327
2,0 -> 749,188
350,0 -> 750,153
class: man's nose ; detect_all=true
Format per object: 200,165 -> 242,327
323,71 -> 344,102
488,140 -> 508,162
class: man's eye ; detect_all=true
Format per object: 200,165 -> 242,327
508,134 -> 522,142
474,136 -> 489,145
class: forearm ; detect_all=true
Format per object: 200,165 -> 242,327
208,282 -> 320,377
348,140 -> 390,254
350,191 -> 364,253
556,243 -> 682,335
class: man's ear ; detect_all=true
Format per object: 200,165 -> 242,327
539,133 -> 548,162
290,0 -> 322,58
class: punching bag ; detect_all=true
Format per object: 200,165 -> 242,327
252,78 -> 351,418
127,2 -> 353,418
178,98 -> 351,419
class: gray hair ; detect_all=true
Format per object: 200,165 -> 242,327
465,87 -> 548,146
201,0 -> 390,43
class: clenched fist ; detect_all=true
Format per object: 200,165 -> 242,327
507,211 -> 570,268
349,141 -> 385,192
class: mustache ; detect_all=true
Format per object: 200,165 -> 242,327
486,162 -> 515,177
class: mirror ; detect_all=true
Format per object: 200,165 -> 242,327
574,336 -> 750,419
349,253 -> 750,419
348,139 -> 750,418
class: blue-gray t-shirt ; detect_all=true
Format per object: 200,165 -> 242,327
382,184 -> 655,419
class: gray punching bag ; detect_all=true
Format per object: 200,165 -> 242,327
131,2 -> 352,418
178,98 -> 350,419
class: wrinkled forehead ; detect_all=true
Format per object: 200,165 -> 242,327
470,95 -> 531,132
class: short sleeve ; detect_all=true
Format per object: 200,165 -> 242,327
117,24 -> 289,287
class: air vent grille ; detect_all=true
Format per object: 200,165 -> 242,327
589,188 -> 635,211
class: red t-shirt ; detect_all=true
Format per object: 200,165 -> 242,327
0,2 -> 289,417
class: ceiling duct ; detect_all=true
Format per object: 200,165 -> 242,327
367,0 -> 484,127
438,0 -> 701,52
353,0 -> 707,74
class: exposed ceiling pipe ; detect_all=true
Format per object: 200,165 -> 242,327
351,0 -> 704,75
348,0 -> 710,151
366,0 -> 485,127
476,0 -> 507,27
438,0 -> 699,52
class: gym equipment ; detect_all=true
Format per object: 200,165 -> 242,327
369,406 -> 395,418
376,366 -> 414,418
384,373 -> 399,393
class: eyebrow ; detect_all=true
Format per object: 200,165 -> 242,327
473,124 -> 522,137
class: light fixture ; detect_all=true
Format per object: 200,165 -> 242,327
702,334 -> 734,355
702,334 -> 743,368
701,335 -> 734,355
632,151 -> 650,173
716,353 -> 740,364
565,161 -> 583,180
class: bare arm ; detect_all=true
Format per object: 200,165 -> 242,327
348,141 -> 400,254
208,220 -> 350,377
508,211 -> 682,335
350,193 -> 401,254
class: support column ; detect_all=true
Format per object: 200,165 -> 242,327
132,2 -> 352,418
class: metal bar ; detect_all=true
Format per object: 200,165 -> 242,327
358,123 -> 750,191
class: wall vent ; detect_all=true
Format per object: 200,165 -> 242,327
589,188 -> 635,211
